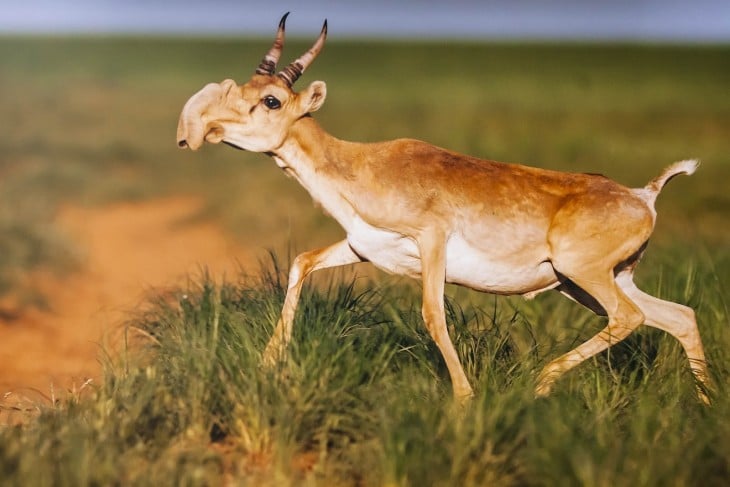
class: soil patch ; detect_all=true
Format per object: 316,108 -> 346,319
0,197 -> 251,397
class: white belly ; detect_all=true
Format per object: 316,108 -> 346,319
346,217 -> 558,296
445,233 -> 557,294
347,217 -> 422,277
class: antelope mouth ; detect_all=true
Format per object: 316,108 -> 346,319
223,140 -> 247,151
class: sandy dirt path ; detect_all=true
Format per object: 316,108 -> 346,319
0,197 -> 252,397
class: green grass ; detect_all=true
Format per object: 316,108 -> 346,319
0,37 -> 729,485
1,255 -> 728,486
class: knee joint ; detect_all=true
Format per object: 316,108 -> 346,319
421,306 -> 445,334
625,306 -> 645,327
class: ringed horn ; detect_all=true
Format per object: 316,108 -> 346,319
255,12 -> 289,75
270,15 -> 328,87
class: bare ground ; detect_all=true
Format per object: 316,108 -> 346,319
0,197 -> 251,400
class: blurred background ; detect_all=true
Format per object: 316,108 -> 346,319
0,1 -> 728,392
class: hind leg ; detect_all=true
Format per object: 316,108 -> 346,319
536,265 -> 645,396
616,271 -> 710,404
539,192 -> 654,395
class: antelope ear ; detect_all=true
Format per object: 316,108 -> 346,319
299,80 -> 327,114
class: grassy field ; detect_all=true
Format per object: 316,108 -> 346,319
0,37 -> 729,485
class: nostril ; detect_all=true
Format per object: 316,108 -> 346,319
178,140 -> 188,148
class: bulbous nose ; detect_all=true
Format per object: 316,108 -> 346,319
177,81 -> 232,151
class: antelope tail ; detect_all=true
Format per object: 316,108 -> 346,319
633,159 -> 699,208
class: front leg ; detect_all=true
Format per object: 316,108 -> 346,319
418,229 -> 474,402
262,239 -> 363,366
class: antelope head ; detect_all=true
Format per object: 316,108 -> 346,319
176,13 -> 328,153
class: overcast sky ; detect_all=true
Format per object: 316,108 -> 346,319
1,0 -> 729,41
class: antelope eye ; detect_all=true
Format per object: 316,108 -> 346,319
263,95 -> 281,110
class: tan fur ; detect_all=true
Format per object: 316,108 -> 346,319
177,17 -> 710,404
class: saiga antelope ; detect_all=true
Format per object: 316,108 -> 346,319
177,14 -> 710,403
